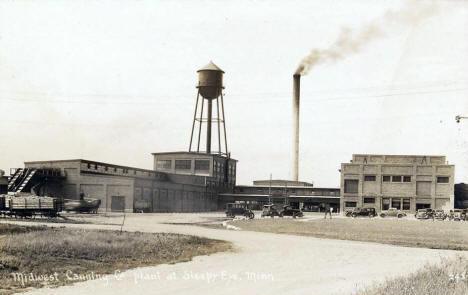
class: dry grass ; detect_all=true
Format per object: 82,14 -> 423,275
357,256 -> 468,295
232,218 -> 468,250
0,224 -> 231,294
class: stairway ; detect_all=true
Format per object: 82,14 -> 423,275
8,169 -> 39,193
8,168 -> 23,191
15,169 -> 37,193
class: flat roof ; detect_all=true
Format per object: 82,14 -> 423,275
151,151 -> 237,161
24,159 -> 158,174
236,185 -> 339,190
352,154 -> 446,157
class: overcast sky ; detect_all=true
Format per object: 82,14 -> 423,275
1,0 -> 467,186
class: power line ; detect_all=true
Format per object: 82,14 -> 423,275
0,79 -> 467,102
1,87 -> 467,105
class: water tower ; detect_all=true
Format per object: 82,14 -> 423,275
189,61 -> 228,155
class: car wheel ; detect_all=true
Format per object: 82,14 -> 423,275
397,214 -> 403,218
279,213 -> 284,218
380,214 -> 386,218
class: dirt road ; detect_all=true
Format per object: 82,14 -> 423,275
5,213 -> 467,295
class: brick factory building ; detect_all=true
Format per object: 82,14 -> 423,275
13,152 -> 236,213
340,154 -> 455,214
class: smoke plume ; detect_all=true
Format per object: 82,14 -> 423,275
295,1 -> 438,75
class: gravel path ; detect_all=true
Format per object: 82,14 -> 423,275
3,213 -> 467,295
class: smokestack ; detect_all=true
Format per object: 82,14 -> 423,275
293,74 -> 300,181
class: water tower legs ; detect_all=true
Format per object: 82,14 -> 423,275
188,95 -> 228,155
206,100 -> 212,153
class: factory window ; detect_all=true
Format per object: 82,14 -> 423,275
114,167 -> 117,172
344,202 -> 357,208
344,180 -> 358,194
364,175 -> 376,181
403,176 -> 411,182
87,163 -> 91,169
157,160 -> 172,170
175,160 -> 191,170
403,198 -> 411,210
195,160 -> 210,171
392,198 -> 401,210
382,176 -> 391,182
382,198 -> 390,210
437,176 -> 449,183
105,166 -> 108,172
392,176 -> 402,182
363,197 -> 375,204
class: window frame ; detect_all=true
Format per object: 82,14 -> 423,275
363,197 -> 375,204
364,175 -> 376,182
344,201 -> 357,208
391,175 -> 402,182
175,159 -> 192,170
437,176 -> 449,183
156,159 -> 172,170
194,159 -> 210,171
344,179 -> 359,194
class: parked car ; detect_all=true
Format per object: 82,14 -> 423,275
380,208 -> 406,218
415,208 -> 434,220
347,207 -> 376,218
344,209 -> 353,217
225,203 -> 254,219
279,205 -> 303,218
261,204 -> 281,218
453,209 -> 466,221
434,209 -> 447,220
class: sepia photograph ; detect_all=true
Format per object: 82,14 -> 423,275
0,0 -> 467,294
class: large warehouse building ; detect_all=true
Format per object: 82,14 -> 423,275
14,153 -> 235,213
340,154 -> 455,213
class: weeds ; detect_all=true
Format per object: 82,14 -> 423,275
0,224 -> 231,294
357,256 -> 468,295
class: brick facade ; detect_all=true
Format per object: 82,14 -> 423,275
340,154 -> 455,214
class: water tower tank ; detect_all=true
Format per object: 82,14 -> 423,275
197,61 -> 224,99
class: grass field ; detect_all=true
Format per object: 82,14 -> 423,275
357,255 -> 468,295
0,223 -> 231,294
231,218 -> 468,250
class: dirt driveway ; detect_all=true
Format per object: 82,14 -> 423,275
6,213 -> 467,295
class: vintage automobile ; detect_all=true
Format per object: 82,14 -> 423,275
279,205 -> 303,218
261,204 -> 281,218
346,207 -> 376,218
225,203 -> 254,219
434,209 -> 447,220
63,198 -> 101,213
452,209 -> 466,221
380,208 -> 406,218
415,208 -> 434,219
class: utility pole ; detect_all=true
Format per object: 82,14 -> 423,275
268,173 -> 272,205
